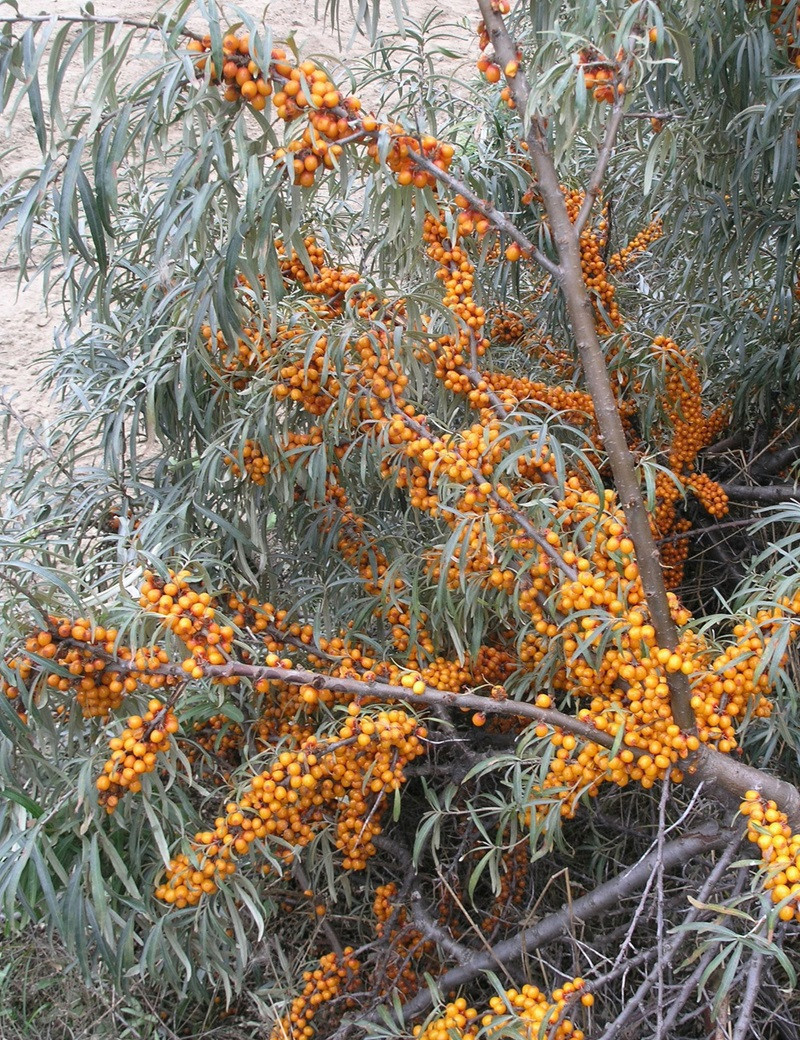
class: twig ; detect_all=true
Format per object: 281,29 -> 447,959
0,12 -> 205,41
396,405 -> 577,579
751,438 -> 800,478
405,150 -> 561,279
574,93 -> 628,236
656,945 -> 719,1037
409,889 -> 477,966
291,860 -> 344,959
654,518 -> 761,545
595,827 -> 744,1040
703,431 -> 746,455
732,948 -> 765,1040
62,640 -> 638,754
622,110 -> 683,120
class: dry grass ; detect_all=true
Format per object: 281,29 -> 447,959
0,928 -> 264,1040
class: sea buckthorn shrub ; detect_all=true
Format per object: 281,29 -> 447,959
1,2 -> 800,1038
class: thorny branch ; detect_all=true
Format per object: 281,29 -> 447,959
373,823 -> 734,1029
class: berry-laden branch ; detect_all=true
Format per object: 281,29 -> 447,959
65,641 -> 622,748
573,85 -> 629,236
142,658 -> 800,826
6,558 -> 800,1035
475,0 -> 696,732
397,149 -> 561,278
12,607 -> 798,832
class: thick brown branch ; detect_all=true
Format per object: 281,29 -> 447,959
91,648 -> 610,746
703,431 -> 746,455
689,745 -> 800,824
752,439 -> 800,477
476,0 -> 695,731
719,482 -> 800,504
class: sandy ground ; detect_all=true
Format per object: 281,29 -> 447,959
0,0 -> 475,457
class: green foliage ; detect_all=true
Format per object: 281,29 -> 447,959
0,1 -> 800,1037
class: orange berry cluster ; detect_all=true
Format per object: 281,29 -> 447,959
424,210 -> 488,378
366,129 -> 455,189
96,700 -> 179,813
563,189 -> 620,332
224,439 -> 270,484
225,428 -> 331,486
271,948 -> 361,1040
541,596 -> 800,818
608,217 -> 663,271
188,31 -> 455,191
452,194 -> 493,238
156,709 -> 427,905
1,651 -> 32,721
274,120 -> 345,188
516,489 -> 800,815
740,790 -> 800,921
768,0 -> 800,66
687,471 -> 729,518
208,243 -> 412,427
690,608 -> 798,747
155,840 -> 235,906
272,60 -> 342,122
413,980 -> 589,1040
1,619 -> 152,720
413,998 -> 480,1040
656,337 -> 728,480
278,237 -> 361,297
476,19 -> 520,108
181,714 -> 243,783
309,624 -> 513,702
577,46 -> 623,104
187,34 -> 274,110
645,337 -> 729,579
139,570 -> 239,683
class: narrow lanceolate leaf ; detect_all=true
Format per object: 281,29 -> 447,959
76,168 -> 108,271
0,2 -> 799,1032
21,21 -> 47,152
56,134 -> 86,262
